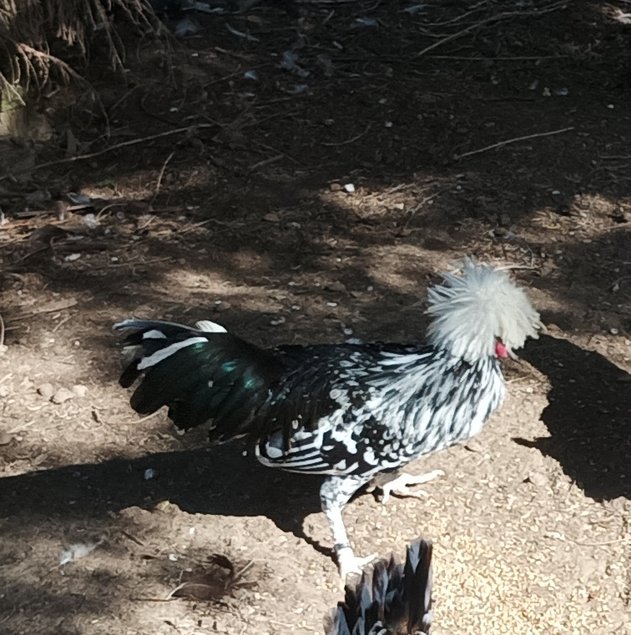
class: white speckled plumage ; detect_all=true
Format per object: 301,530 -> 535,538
115,261 -> 541,579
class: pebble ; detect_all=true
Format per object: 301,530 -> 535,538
526,471 -> 548,488
72,384 -> 88,398
51,387 -> 75,404
37,383 -> 55,400
0,430 -> 12,445
325,281 -> 346,292
464,439 -> 485,453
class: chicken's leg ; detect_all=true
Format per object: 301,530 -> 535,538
368,469 -> 445,504
320,475 -> 377,581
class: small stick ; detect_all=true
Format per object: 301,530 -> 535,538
321,123 -> 372,147
51,313 -> 74,333
0,313 -> 4,347
415,2 -> 567,59
0,124 -> 215,182
428,54 -> 568,61
248,153 -> 284,171
454,127 -> 574,160
120,529 -> 146,547
152,150 -> 176,201
120,410 -> 163,425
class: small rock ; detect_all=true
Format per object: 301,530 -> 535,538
51,387 -> 75,404
263,212 -> 280,222
37,383 -> 55,400
499,213 -> 512,227
343,183 -> 355,193
72,384 -> 88,398
464,439 -> 485,453
144,468 -> 158,480
213,302 -> 232,313
525,471 -> 548,488
0,385 -> 9,398
0,430 -> 12,445
329,182 -> 343,192
325,281 -> 347,292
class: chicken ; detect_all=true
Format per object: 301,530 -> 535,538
114,260 -> 541,579
326,538 -> 433,635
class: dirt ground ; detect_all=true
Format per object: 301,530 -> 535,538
1,1 -> 630,633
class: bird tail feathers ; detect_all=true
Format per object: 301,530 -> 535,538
113,318 -> 283,441
326,538 -> 433,635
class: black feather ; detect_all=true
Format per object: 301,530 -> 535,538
326,539 -> 433,635
115,320 -> 285,439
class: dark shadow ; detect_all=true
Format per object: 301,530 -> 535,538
517,334 -> 631,500
0,442 -> 331,555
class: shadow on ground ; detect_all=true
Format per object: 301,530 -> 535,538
0,442 -> 328,551
518,334 -> 631,500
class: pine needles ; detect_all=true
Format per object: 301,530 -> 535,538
0,0 -> 159,100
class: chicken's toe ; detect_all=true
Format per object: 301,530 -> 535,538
336,546 -> 378,584
379,469 -> 445,504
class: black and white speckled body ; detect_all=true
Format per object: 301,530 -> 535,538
115,261 -> 540,578
256,344 -> 505,479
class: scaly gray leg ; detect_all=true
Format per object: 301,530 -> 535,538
320,474 -> 376,581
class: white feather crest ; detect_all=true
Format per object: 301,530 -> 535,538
426,260 -> 541,362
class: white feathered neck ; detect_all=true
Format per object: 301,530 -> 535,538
426,261 -> 541,362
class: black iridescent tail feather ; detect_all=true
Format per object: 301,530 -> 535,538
113,319 -> 284,441
327,539 -> 433,635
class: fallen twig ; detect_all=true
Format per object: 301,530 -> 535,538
120,529 -> 146,547
152,151 -> 176,202
120,410 -> 163,425
248,154 -> 284,171
321,123 -> 372,147
454,127 -> 575,160
428,55 -> 568,61
0,124 -> 215,182
415,2 -> 568,59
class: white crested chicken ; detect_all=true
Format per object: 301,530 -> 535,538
114,260 -> 541,579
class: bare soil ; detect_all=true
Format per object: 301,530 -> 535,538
0,1 -> 630,634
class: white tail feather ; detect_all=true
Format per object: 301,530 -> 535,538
137,337 -> 208,370
426,260 -> 541,362
195,320 -> 227,333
